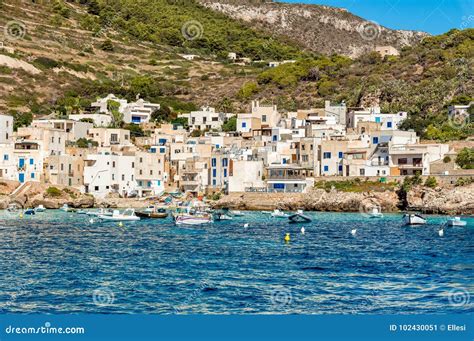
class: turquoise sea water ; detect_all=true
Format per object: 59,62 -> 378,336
0,210 -> 472,314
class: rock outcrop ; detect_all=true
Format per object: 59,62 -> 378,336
406,184 -> 474,214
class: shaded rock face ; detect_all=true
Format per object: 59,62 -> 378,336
213,188 -> 400,212
406,184 -> 474,215
199,0 -> 428,57
214,185 -> 474,215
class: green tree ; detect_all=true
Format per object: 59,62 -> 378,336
455,148 -> 474,169
100,39 -> 114,52
424,176 -> 438,188
190,129 -> 202,137
107,100 -> 123,128
151,106 -> 173,122
12,112 -> 33,131
222,116 -> 237,132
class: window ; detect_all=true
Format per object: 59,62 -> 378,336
148,181 -> 152,187
212,169 -> 217,177
61,164 -> 64,171
323,152 -> 331,159
302,155 -> 309,162
360,169 -> 365,175
160,148 -> 165,153
222,158 -> 228,167
338,165 -> 343,172
94,186 -> 99,191
122,174 -> 125,181
125,135 -> 129,140
242,122 -> 247,128
140,157 -> 143,163
211,158 -> 216,167
132,162 -> 134,168
112,161 -> 116,168
338,152 -> 343,158
224,169 -> 227,177
398,158 -> 407,165
372,137 -> 379,144
323,166 -> 329,172
375,117 -> 381,123
3,154 -> 8,161
387,122 -> 392,128
112,174 -> 115,180
212,179 -> 216,186
31,172 -> 35,179
139,170 -> 143,175
262,115 -> 267,122
150,170 -> 153,175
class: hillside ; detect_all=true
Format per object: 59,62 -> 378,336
198,0 -> 428,57
0,0 -> 472,141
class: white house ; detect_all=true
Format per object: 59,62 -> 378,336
69,113 -> 112,127
31,119 -> 92,141
347,107 -> 407,130
83,151 -> 137,198
123,98 -> 160,124
180,107 -> 226,131
228,160 -> 264,192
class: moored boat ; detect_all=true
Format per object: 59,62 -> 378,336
271,209 -> 289,218
289,210 -> 312,223
230,210 -> 244,216
24,208 -> 35,215
175,214 -> 213,225
35,205 -> 46,213
60,204 -> 76,212
446,216 -> 467,227
99,209 -> 140,221
136,207 -> 168,219
87,208 -> 113,216
368,207 -> 383,218
403,213 -> 427,226
213,211 -> 233,221
76,209 -> 88,214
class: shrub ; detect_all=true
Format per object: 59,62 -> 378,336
424,176 -> 438,188
46,186 -> 62,197
443,155 -> 451,163
100,39 -> 114,52
455,148 -> 474,169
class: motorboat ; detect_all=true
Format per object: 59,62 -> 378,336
35,205 -> 46,213
271,209 -> 289,218
289,210 -> 312,223
368,207 -> 383,218
136,207 -> 168,219
403,213 -> 427,226
213,211 -> 233,221
230,210 -> 244,216
24,208 -> 35,215
175,214 -> 213,225
7,203 -> 19,212
98,209 -> 140,221
87,208 -> 113,216
60,204 -> 75,212
76,209 -> 88,214
446,216 -> 467,227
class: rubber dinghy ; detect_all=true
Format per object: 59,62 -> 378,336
288,210 -> 312,223
99,209 -> 140,221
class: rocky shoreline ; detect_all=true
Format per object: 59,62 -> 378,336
1,181 -> 473,215
212,184 -> 474,215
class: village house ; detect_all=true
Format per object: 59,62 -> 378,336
31,119 -> 92,141
88,128 -> 131,147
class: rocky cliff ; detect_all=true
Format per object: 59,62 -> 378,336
213,184 -> 474,215
198,0 -> 428,57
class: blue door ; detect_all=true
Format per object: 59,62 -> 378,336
19,173 -> 25,183
19,158 -> 25,168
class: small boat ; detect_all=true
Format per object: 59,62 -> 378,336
368,207 -> 383,218
403,213 -> 427,226
175,214 -> 213,225
271,209 -> 289,218
99,209 -> 140,221
35,205 -> 46,213
136,207 -> 168,219
289,210 -> 312,223
446,216 -> 467,227
24,208 -> 35,215
230,210 -> 244,216
213,211 -> 233,221
7,203 -> 19,212
60,204 -> 75,212
76,209 -> 88,214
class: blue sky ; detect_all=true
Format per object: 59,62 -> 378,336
279,0 -> 474,35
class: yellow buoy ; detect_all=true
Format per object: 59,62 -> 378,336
284,233 -> 290,242
118,222 -> 123,227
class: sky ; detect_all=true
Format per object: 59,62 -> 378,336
279,0 -> 474,35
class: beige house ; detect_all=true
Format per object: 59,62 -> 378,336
88,128 -> 131,147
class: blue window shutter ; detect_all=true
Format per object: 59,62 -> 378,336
224,169 -> 227,177
324,166 -> 329,172
373,137 -> 379,144
338,152 -> 343,158
212,169 -> 217,177
31,172 -> 35,179
387,122 -> 392,128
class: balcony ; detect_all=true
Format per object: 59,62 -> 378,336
370,160 -> 389,166
398,163 -> 423,169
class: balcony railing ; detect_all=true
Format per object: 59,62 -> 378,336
267,174 -> 306,180
398,163 -> 423,169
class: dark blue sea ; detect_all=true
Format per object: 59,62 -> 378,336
0,210 -> 473,314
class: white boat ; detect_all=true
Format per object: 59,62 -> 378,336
214,212 -> 233,221
60,204 -> 75,212
368,207 -> 383,218
230,210 -> 244,216
98,209 -> 140,221
447,217 -> 467,227
35,205 -> 46,213
271,209 -> 289,218
403,213 -> 427,226
175,213 -> 213,225
76,209 -> 88,214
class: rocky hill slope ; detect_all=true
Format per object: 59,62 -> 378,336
198,0 -> 428,57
